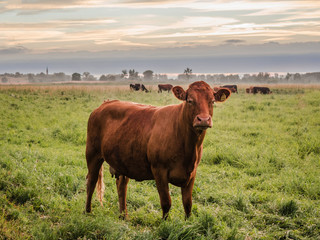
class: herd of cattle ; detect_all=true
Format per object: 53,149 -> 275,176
130,83 -> 272,94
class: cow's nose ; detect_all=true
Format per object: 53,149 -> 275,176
197,116 -> 210,122
193,115 -> 212,129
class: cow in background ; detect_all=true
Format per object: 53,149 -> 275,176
246,87 -> 252,93
221,85 -> 238,93
254,86 -> 272,94
130,83 -> 149,92
85,81 -> 231,219
247,86 -> 272,94
158,84 -> 173,93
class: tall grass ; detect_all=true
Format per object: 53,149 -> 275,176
0,84 -> 319,239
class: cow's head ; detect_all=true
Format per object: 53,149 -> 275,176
172,81 -> 231,131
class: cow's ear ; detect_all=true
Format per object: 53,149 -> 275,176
172,86 -> 186,101
214,88 -> 231,102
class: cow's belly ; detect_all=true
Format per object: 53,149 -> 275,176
102,144 -> 154,181
105,155 -> 154,180
100,119 -> 155,180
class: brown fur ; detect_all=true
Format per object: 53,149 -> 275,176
85,81 -> 231,219
158,84 -> 173,93
246,86 -> 272,94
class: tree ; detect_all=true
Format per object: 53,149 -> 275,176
285,73 -> 292,82
129,69 -> 139,80
36,72 -> 46,82
184,68 -> 193,80
256,72 -> 270,83
54,72 -> 67,81
72,72 -> 81,81
143,70 -> 154,81
121,70 -> 128,79
83,72 -> 90,79
27,73 -> 35,82
106,74 -> 116,81
1,76 -> 8,83
154,74 -> 168,81
15,72 -> 22,78
294,73 -> 301,82
87,75 -> 97,81
100,75 -> 107,81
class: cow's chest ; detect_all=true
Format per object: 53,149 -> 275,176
167,155 -> 199,187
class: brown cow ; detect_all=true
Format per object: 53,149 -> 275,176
252,86 -> 272,94
85,81 -> 231,219
245,87 -> 252,93
246,86 -> 272,94
221,85 -> 238,93
158,84 -> 173,93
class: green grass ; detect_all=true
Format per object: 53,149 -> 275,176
0,84 -> 319,239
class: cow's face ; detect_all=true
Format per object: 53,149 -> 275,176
172,81 -> 231,131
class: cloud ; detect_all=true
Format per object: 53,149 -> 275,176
244,1 -> 320,16
0,46 -> 29,54
173,17 -> 238,29
224,39 -> 246,44
0,0 -> 319,58
117,0 -> 187,3
279,9 -> 320,21
3,0 -> 193,12
4,0 -> 101,12
3,0 -> 320,13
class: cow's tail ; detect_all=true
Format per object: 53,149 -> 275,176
96,164 -> 105,206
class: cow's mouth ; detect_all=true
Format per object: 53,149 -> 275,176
193,125 -> 211,131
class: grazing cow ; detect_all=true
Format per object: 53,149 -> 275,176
140,84 -> 149,92
85,81 -> 231,219
252,86 -> 272,94
129,83 -> 149,92
129,83 -> 138,91
221,85 -> 238,93
158,84 -> 173,93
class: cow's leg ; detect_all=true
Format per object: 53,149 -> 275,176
153,168 -> 171,219
116,175 -> 130,219
85,153 -> 104,213
181,176 -> 196,219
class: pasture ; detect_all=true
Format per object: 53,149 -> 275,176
0,83 -> 319,239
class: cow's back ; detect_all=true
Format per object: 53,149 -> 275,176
87,100 -> 182,181
87,100 -> 156,180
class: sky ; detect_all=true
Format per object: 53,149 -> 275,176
0,0 -> 320,75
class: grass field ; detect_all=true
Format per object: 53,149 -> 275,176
0,83 -> 319,239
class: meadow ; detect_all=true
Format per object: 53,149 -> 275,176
0,83 -> 319,239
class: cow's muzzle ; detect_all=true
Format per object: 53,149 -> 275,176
193,115 -> 212,130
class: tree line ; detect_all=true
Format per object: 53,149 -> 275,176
1,69 -> 320,84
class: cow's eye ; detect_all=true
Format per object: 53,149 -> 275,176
187,99 -> 194,104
